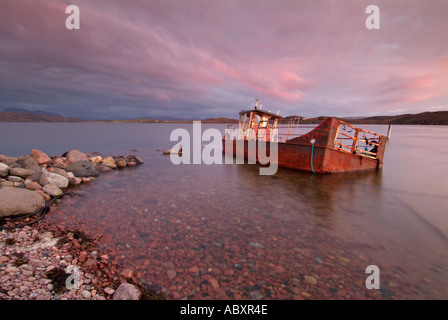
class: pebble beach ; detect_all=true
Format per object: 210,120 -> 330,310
0,148 -> 156,300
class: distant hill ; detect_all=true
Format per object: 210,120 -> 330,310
96,117 -> 238,124
286,111 -> 448,125
0,111 -> 87,122
351,111 -> 448,125
3,107 -> 61,117
202,117 -> 238,123
1,109 -> 446,125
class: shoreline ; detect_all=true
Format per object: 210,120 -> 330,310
0,149 -> 164,300
0,218 -> 165,300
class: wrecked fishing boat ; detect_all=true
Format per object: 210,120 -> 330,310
223,100 -> 389,174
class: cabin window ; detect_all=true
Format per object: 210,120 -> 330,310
260,115 -> 269,128
254,114 -> 261,124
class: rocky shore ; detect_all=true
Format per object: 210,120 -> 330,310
0,149 -> 163,300
0,149 -> 144,217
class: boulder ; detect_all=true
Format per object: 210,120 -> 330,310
8,176 -> 24,183
65,150 -> 89,165
0,155 -> 17,166
68,176 -> 82,186
89,156 -> 103,164
126,155 -> 144,166
14,156 -> 40,171
39,170 -> 69,188
95,164 -> 112,173
47,167 -> 69,178
25,181 -> 43,191
0,163 -> 9,177
114,156 -> 127,168
9,167 -> 34,178
66,160 -> 99,178
30,149 -> 52,165
42,184 -> 62,197
101,157 -> 117,169
113,283 -> 141,300
52,156 -> 64,166
0,187 -> 46,218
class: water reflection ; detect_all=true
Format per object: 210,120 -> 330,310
2,123 -> 447,299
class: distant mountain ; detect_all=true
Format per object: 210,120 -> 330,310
1,109 -> 446,125
202,117 -> 238,123
351,111 -> 448,125
289,111 -> 448,125
3,107 -> 61,117
0,111 -> 87,122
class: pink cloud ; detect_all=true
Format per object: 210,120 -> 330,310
1,0 -> 447,119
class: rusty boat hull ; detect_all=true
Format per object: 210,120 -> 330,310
223,117 -> 387,174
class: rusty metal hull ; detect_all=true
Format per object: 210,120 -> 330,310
223,117 -> 387,174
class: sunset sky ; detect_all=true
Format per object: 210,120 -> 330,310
1,0 -> 447,120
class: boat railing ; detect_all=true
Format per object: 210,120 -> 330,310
333,121 -> 381,159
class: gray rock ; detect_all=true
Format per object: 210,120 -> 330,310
29,170 -> 44,182
14,156 -> 40,171
42,184 -> 63,197
0,163 -> 9,176
250,290 -> 263,300
112,283 -> 141,300
39,170 -> 69,188
9,167 -> 34,178
66,160 -> 99,178
8,176 -> 24,183
50,168 -> 69,178
0,187 -> 46,218
95,164 -> 112,173
80,290 -> 92,299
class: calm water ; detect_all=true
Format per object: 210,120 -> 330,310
1,122 -> 448,299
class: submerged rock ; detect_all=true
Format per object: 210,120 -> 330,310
114,156 -> 127,168
126,155 -> 144,166
66,160 -> 99,178
0,187 -> 46,218
95,164 -> 113,173
101,157 -> 117,169
113,283 -> 141,300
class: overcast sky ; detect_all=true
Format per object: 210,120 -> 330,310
1,0 -> 447,120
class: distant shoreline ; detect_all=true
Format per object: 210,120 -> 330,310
1,111 -> 447,125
